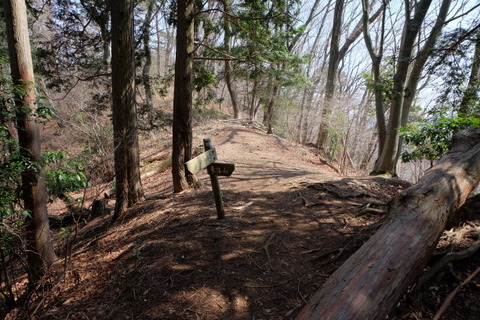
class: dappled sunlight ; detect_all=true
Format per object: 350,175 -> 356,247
28,125 -> 419,320
221,248 -> 255,261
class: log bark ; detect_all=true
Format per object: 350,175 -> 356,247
296,128 -> 480,320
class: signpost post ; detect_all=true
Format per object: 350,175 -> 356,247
185,138 -> 235,219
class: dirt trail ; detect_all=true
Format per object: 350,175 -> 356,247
13,124 -> 479,320
195,125 -> 337,201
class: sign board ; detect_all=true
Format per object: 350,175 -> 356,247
209,163 -> 235,177
185,148 -> 217,174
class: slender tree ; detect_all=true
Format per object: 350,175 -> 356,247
140,0 -> 157,127
221,0 -> 240,119
372,0 -> 453,175
362,0 -> 387,156
3,0 -> 57,283
316,0 -> 390,150
316,0 -> 345,149
111,0 -> 144,221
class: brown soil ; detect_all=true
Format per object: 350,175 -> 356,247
10,123 -> 480,320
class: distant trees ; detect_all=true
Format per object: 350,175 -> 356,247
171,0 -> 311,190
3,0 -> 57,283
316,0 -> 389,151
10,0 -> 480,188
111,0 -> 144,220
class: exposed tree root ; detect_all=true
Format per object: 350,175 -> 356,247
309,241 -> 353,266
263,233 -> 276,270
356,203 -> 387,217
419,225 -> 480,287
245,279 -> 290,288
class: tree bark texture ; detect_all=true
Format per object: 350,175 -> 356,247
111,0 -> 144,221
296,127 -> 480,320
4,0 -> 57,282
172,0 -> 195,193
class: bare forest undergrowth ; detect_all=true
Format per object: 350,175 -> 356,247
9,123 -> 480,320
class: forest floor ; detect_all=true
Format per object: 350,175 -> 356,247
10,122 -> 480,320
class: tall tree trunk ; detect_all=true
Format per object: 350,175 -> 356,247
172,0 -> 195,193
164,16 -> 174,77
296,128 -> 480,320
393,0 -> 452,169
142,0 -> 155,127
4,0 -> 57,283
362,0 -> 387,157
316,0 -> 344,149
222,1 -> 240,119
298,86 -> 310,143
373,0 -> 433,174
111,0 -> 144,221
459,31 -> 480,117
155,14 -> 162,76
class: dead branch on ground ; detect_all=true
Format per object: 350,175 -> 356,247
433,266 -> 480,320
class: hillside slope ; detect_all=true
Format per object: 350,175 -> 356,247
11,123 -> 479,320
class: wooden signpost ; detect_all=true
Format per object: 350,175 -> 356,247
185,138 -> 235,219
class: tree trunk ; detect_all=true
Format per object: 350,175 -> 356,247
249,77 -> 258,120
393,0 -> 452,169
362,0 -> 387,157
111,0 -> 144,221
172,0 -> 195,193
155,14 -> 162,76
4,0 -> 57,283
373,0 -> 433,174
142,0 -> 155,127
222,1 -> 240,119
459,30 -> 480,117
316,0 -> 345,149
265,83 -> 279,134
296,127 -> 480,320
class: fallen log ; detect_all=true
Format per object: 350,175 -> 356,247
296,128 -> 480,320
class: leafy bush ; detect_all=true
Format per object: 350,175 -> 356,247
43,151 -> 89,199
400,117 -> 480,162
